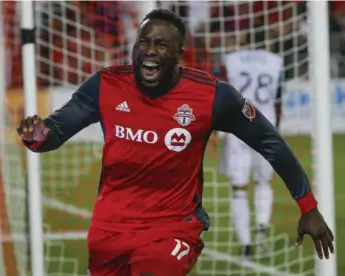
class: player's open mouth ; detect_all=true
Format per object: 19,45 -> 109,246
141,61 -> 161,81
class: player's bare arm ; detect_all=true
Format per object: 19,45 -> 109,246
17,72 -> 101,152
212,81 -> 334,260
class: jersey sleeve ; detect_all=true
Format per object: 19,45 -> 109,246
25,72 -> 101,152
211,80 -> 317,214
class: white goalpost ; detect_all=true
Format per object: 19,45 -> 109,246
20,1 -> 45,276
0,1 -> 338,275
309,2 -> 336,276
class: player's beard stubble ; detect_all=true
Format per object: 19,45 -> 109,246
132,45 -> 180,96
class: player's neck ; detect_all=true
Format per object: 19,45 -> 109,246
136,65 -> 182,99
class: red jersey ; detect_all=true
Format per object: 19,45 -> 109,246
92,66 -> 216,229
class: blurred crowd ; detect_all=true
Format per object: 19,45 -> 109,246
3,0 -> 345,88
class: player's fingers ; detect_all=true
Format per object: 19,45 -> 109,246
18,118 -> 31,139
23,116 -> 34,132
28,116 -> 36,131
327,225 -> 334,241
32,116 -> 50,139
326,231 -> 335,254
20,118 -> 28,132
17,119 -> 26,135
313,238 -> 323,259
294,233 -> 304,247
320,236 -> 330,259
20,117 -> 38,141
32,115 -> 41,125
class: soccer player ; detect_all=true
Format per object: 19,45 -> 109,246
219,30 -> 284,257
17,9 -> 333,276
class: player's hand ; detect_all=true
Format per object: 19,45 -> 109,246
295,207 -> 334,259
17,115 -> 50,142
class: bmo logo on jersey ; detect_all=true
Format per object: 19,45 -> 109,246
164,128 -> 192,152
114,125 -> 191,151
115,125 -> 158,144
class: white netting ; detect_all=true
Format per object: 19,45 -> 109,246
1,1 -> 336,275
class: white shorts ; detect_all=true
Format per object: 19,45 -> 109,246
219,134 -> 274,187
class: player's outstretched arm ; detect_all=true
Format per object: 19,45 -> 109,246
211,80 -> 334,259
17,72 -> 101,153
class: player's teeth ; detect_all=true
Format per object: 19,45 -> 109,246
143,61 -> 158,67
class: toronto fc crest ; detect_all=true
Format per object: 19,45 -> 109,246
173,104 -> 196,127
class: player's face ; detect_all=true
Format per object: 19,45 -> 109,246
132,19 -> 182,88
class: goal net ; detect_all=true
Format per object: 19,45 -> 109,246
0,1 -> 336,276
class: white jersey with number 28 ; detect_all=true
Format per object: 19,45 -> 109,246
225,49 -> 283,125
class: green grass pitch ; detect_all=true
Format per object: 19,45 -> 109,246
35,134 -> 344,275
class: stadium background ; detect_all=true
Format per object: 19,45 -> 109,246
1,1 -> 345,276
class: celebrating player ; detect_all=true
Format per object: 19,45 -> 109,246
219,30 -> 284,257
17,9 -> 333,276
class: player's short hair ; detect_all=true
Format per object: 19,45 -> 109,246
141,9 -> 186,44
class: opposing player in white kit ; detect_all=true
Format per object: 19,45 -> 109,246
220,31 -> 283,257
